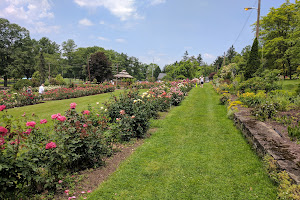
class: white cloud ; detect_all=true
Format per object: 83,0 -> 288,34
0,0 -> 54,23
115,38 -> 126,43
31,22 -> 60,34
149,0 -> 166,6
203,53 -> 216,64
74,0 -> 142,21
99,20 -> 105,25
98,36 -> 109,41
79,18 -> 94,26
0,0 -> 59,35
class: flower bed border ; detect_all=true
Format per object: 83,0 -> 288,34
233,106 -> 300,184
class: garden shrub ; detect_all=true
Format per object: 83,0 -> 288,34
288,121 -> 300,141
238,91 -> 266,107
219,93 -> 231,105
55,74 -> 66,85
251,101 -> 278,121
264,155 -> 300,199
13,79 -> 32,91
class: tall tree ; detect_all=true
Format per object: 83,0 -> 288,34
0,18 -> 30,86
62,39 -> 77,65
226,45 -> 236,64
245,38 -> 260,80
260,1 -> 299,79
182,50 -> 189,61
88,52 -> 112,82
197,54 -> 203,66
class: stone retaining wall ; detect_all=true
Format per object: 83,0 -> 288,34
233,107 -> 300,184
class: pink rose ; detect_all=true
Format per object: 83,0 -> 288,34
24,129 -> 32,135
10,139 -> 20,145
51,114 -> 58,119
0,137 -> 5,145
83,124 -> 87,128
40,119 -> 47,124
45,142 -> 57,149
70,102 -> 77,109
58,180 -> 63,184
26,121 -> 36,127
83,110 -> 90,115
64,190 -> 69,194
131,115 -> 135,119
0,105 -> 6,111
119,110 -> 125,115
87,190 -> 92,193
116,118 -> 120,121
57,116 -> 66,122
0,126 -> 8,136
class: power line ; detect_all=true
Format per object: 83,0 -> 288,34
233,1 -> 257,46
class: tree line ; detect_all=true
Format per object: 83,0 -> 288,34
162,1 -> 300,81
0,18 -> 161,87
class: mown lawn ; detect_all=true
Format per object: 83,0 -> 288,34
281,79 -> 300,91
87,84 -> 277,200
6,89 -> 147,121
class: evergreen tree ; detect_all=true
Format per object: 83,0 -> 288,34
245,38 -> 260,80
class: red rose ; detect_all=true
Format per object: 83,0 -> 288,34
45,142 -> 57,149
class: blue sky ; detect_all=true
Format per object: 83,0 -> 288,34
0,0 -> 288,68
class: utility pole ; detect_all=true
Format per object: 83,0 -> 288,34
256,0 -> 261,38
244,0 -> 261,38
87,55 -> 91,83
48,63 -> 51,80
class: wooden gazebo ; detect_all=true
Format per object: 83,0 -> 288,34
113,70 -> 134,86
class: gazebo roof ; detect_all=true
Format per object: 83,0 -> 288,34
113,70 -> 134,78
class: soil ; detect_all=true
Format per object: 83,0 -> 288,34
54,139 -> 144,200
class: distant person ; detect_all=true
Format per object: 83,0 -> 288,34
26,86 -> 32,94
39,84 -> 45,95
200,75 -> 204,88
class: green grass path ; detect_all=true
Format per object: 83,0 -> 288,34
88,85 -> 277,200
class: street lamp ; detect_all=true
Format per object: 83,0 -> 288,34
244,0 -> 261,38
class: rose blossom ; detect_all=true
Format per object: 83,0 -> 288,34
0,105 -> 6,111
40,119 -> 47,124
119,110 -> 125,115
45,142 -> 57,149
70,102 -> 77,109
58,180 -> 63,184
0,137 -> 5,145
0,126 -> 8,136
131,115 -> 135,119
83,110 -> 90,115
51,114 -> 58,119
116,118 -> 121,121
24,129 -> 32,135
83,124 -> 87,128
57,115 -> 66,121
26,121 -> 36,127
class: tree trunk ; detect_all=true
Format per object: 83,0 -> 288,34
288,58 -> 292,80
4,75 -> 7,87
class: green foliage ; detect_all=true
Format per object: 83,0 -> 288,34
219,93 -> 231,105
288,121 -> 300,140
264,155 -> 300,199
251,101 -> 278,121
55,74 -> 66,85
13,79 -> 32,91
238,69 -> 281,93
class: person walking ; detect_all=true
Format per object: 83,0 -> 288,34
39,84 -> 45,95
200,75 -> 204,88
